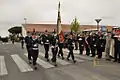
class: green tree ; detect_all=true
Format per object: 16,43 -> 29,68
71,17 -> 80,34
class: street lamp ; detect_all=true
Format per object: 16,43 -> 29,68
95,19 -> 102,31
24,18 -> 27,24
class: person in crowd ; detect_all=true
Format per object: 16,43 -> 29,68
90,33 -> 97,57
20,35 -> 24,49
84,33 -> 91,56
112,33 -> 120,63
78,34 -> 85,55
25,32 -> 32,64
96,33 -> 104,59
42,29 -> 50,61
58,36 -> 65,60
30,33 -> 39,70
67,33 -> 76,63
50,29 -> 58,66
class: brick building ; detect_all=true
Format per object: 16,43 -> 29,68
22,24 -> 113,37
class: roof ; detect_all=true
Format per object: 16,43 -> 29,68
22,24 -> 113,32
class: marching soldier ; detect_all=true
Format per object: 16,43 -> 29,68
58,38 -> 64,60
67,33 -> 76,63
112,34 -> 120,63
96,34 -> 104,59
74,34 -> 78,50
25,32 -> 32,64
42,30 -> 50,61
84,34 -> 91,56
78,34 -> 85,55
90,33 -> 97,57
20,35 -> 24,49
31,33 -> 39,70
50,29 -> 58,66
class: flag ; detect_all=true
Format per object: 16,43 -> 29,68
57,2 -> 64,43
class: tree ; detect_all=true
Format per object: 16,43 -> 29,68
71,17 -> 80,34
8,26 -> 22,34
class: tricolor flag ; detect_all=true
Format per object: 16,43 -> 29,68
57,2 -> 64,43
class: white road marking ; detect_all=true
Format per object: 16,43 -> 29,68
0,56 -> 8,76
11,54 -> 33,72
24,54 -> 54,69
39,52 -> 71,65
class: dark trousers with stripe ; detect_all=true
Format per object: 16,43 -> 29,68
44,44 -> 49,59
31,50 -> 39,65
67,47 -> 75,61
26,45 -> 32,60
51,47 -> 58,62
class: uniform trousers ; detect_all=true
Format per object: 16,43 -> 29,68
51,47 -> 58,62
31,50 -> 39,65
44,44 -> 49,59
67,47 -> 75,61
26,45 -> 32,60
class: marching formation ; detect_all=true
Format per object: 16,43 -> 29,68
20,29 -> 120,70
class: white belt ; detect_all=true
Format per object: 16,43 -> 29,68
45,43 -> 49,44
32,48 -> 38,50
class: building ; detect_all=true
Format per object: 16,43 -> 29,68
21,24 -> 113,37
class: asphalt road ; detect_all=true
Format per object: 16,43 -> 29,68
0,42 -> 120,80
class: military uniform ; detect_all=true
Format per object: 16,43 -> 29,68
67,34 -> 76,63
20,36 -> 24,49
84,35 -> 91,56
78,35 -> 85,55
31,34 -> 39,69
96,35 -> 104,59
25,35 -> 32,63
50,33 -> 58,66
113,35 -> 120,63
42,31 -> 50,61
90,34 -> 97,57
58,41 -> 64,59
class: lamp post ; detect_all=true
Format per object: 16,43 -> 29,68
24,18 -> 27,36
95,19 -> 102,31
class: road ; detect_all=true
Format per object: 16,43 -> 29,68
0,42 -> 120,80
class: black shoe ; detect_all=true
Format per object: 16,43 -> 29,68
79,53 -> 82,55
113,60 -> 117,62
73,60 -> 76,63
118,61 -> 120,63
47,59 -> 49,62
67,58 -> 70,61
91,55 -> 95,57
34,67 -> 37,70
54,64 -> 57,67
106,59 -> 111,61
29,60 -> 32,64
62,57 -> 65,60
58,55 -> 60,58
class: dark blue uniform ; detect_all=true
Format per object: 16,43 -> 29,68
90,35 -> 97,57
42,34 -> 50,61
113,35 -> 120,62
50,34 -> 58,66
96,35 -> 104,59
31,36 -> 39,69
58,41 -> 64,59
67,37 -> 76,63
20,36 -> 24,49
25,36 -> 32,62
78,36 -> 85,55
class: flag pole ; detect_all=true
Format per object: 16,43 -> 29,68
57,2 -> 60,34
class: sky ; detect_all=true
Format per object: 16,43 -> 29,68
0,0 -> 120,37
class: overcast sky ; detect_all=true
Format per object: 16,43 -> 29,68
0,0 -> 120,36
